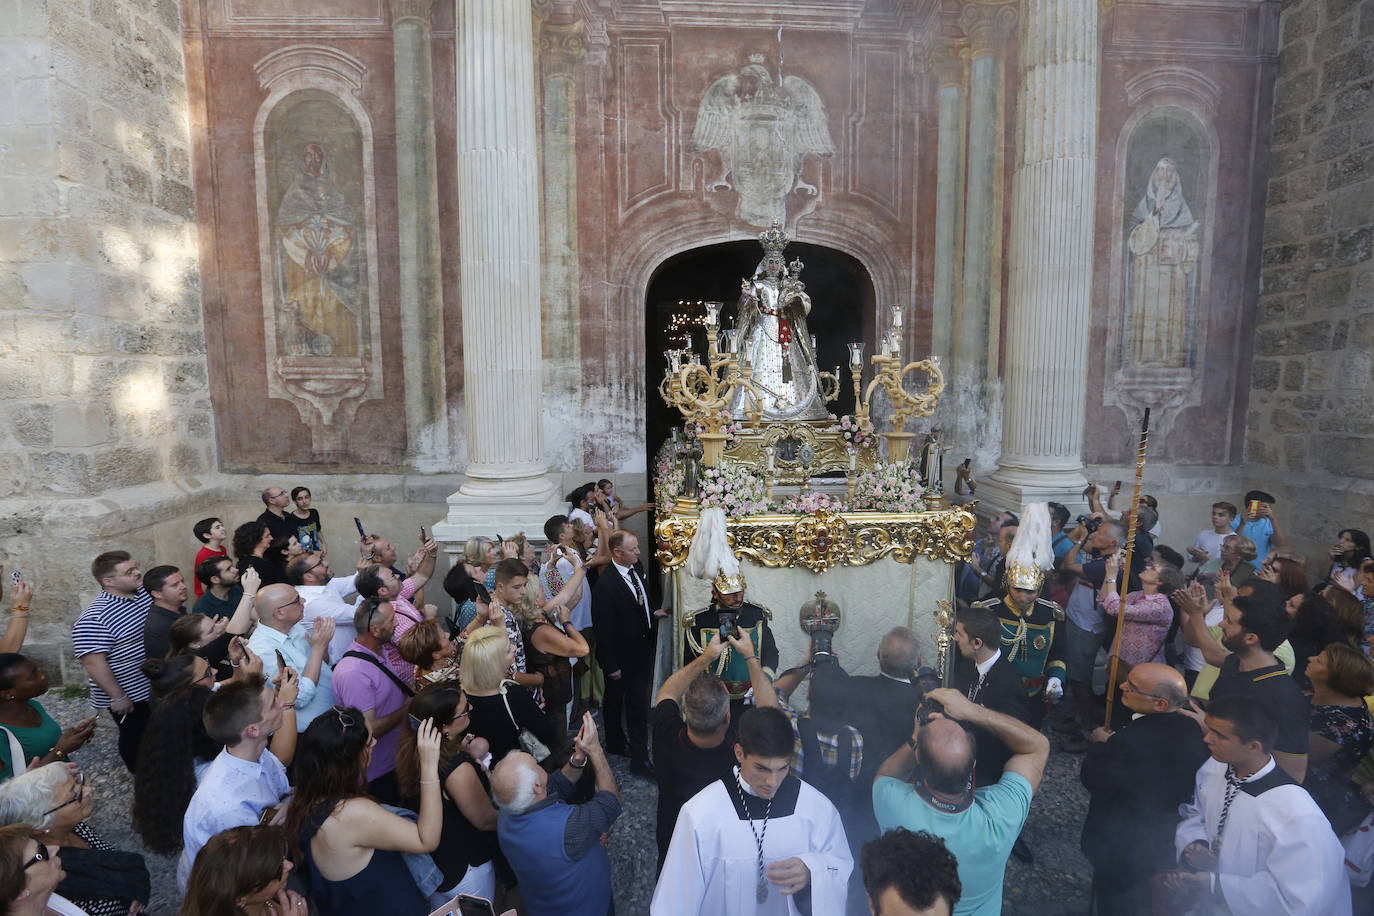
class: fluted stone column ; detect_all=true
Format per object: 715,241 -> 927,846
391,0 -> 449,469
955,0 -> 1016,380
435,0 -> 562,539
982,0 -> 1099,511
930,39 -> 967,365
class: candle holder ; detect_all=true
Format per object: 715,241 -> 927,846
659,315 -> 766,465
848,309 -> 946,464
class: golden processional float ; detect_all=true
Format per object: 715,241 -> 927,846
652,221 -> 974,686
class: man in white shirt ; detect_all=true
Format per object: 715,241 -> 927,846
287,552 -> 359,662
1187,501 -> 1239,565
247,583 -> 335,730
178,674 -> 291,893
1173,694 -> 1349,914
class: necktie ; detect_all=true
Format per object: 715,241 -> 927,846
969,675 -> 984,703
628,568 -> 647,616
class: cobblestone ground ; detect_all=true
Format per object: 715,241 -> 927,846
52,691 -> 1093,915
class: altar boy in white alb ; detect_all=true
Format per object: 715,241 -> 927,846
652,706 -> 852,915
1174,694 -> 1350,915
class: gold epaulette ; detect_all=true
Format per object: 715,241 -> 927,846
1035,596 -> 1065,622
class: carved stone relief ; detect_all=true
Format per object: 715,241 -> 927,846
689,53 -> 834,227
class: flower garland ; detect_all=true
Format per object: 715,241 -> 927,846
774,491 -> 849,515
851,461 -> 925,513
828,413 -> 877,449
684,412 -> 744,444
698,463 -> 769,518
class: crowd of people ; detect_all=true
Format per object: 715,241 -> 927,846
0,478 -> 1368,914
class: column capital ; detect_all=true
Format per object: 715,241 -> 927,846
389,0 -> 433,27
932,36 -> 970,86
959,0 -> 1018,55
539,19 -> 587,70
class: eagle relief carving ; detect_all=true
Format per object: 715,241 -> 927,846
690,54 -> 834,227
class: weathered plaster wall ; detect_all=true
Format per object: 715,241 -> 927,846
0,0 -> 213,662
1244,0 -> 1374,559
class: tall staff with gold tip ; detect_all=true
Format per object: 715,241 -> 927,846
1103,408 -> 1151,730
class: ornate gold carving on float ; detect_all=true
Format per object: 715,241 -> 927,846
655,507 -> 975,574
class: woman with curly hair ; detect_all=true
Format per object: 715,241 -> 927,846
398,619 -> 460,688
179,825 -> 304,916
283,707 -> 443,913
234,521 -> 286,586
131,654 -> 218,855
512,560 -> 589,742
395,686 -> 500,905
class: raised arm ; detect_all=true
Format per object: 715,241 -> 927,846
927,687 -> 1050,791
224,568 -> 261,636
655,637 -> 724,706
0,579 -> 32,655
346,720 -> 443,853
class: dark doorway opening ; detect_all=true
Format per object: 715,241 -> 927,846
642,241 -> 878,486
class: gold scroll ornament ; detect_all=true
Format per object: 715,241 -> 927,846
721,422 -> 877,485
655,507 -> 975,574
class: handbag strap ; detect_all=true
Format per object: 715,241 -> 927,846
342,650 -> 415,698
0,724 -> 25,778
497,681 -> 522,732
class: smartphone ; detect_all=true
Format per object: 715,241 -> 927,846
419,526 -> 427,541
961,458 -> 971,469
408,713 -> 422,730
273,649 -> 286,673
718,611 -> 737,640
8,571 -> 18,585
354,517 -> 367,538
456,895 -> 497,916
496,533 -> 503,544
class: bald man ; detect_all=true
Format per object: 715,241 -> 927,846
494,714 -> 621,916
1079,663 -> 1209,916
873,688 -> 1048,916
244,582 -> 335,730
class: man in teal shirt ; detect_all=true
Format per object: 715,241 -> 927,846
872,688 -> 1049,916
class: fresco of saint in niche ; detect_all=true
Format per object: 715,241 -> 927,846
267,91 -> 367,358
1121,111 -> 1208,370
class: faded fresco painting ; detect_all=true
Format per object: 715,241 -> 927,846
1120,109 -> 1208,370
265,90 -> 369,359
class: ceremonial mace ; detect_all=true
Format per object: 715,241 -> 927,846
1103,408 -> 1150,731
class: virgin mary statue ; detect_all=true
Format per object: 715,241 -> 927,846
728,221 -> 829,421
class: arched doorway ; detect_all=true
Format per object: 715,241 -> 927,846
642,241 -> 879,484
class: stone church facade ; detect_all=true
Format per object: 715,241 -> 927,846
0,0 -> 1369,674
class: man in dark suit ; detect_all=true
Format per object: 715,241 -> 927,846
1079,662 -> 1208,916
592,530 -> 658,779
952,604 -> 1032,787
848,627 -> 923,783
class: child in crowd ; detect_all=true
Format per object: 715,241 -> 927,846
191,518 -> 228,598
289,486 -> 327,555
1187,501 -> 1238,566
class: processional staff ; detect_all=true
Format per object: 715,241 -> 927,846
1103,408 -> 1151,730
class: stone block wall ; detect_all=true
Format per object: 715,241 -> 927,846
0,0 -> 213,655
1248,0 -> 1374,555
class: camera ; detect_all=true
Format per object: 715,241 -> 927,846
717,611 -> 737,640
1075,514 -> 1101,534
810,627 -> 836,664
917,696 -> 945,725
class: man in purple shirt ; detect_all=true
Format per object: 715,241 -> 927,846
332,597 -> 413,805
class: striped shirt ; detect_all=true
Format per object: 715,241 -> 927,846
72,589 -> 154,707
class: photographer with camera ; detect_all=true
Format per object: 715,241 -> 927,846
873,686 -> 1049,916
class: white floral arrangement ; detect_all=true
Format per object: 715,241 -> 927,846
851,461 -> 925,513
698,463 -> 769,518
828,413 -> 877,449
774,491 -> 849,515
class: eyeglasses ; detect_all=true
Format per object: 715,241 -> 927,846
449,708 -> 471,725
41,772 -> 84,818
273,595 -> 304,611
21,842 -> 51,871
332,706 -> 357,730
193,666 -> 215,686
1119,680 -> 1168,702
302,558 -> 327,577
